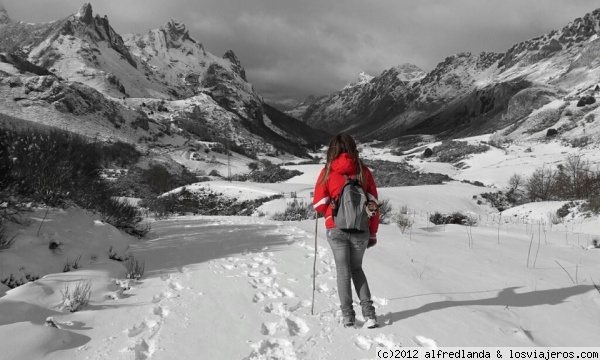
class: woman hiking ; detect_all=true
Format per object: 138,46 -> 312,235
312,132 -> 380,328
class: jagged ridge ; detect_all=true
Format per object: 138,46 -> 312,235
290,7 -> 600,142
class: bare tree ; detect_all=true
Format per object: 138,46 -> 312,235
562,155 -> 592,199
525,166 -> 557,201
508,173 -> 524,192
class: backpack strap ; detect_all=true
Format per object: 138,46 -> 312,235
334,174 -> 354,216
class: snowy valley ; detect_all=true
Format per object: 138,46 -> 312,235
1,3 -> 600,360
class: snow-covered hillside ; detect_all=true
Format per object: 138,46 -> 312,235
0,3 -> 322,170
289,8 -> 600,143
1,139 -> 599,359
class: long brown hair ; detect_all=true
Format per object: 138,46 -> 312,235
319,132 -> 366,185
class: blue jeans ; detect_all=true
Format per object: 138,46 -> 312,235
326,228 -> 375,318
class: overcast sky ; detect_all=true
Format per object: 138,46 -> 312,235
2,1 -> 599,102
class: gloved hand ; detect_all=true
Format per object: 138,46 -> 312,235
367,236 -> 377,248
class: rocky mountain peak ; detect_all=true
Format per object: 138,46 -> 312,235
357,71 -> 374,84
223,50 -> 247,81
393,63 -> 426,82
500,8 -> 600,70
76,3 -> 94,24
0,4 -> 10,24
165,19 -> 186,34
163,19 -> 194,42
563,8 -> 600,37
342,71 -> 373,90
154,18 -> 198,49
223,50 -> 241,67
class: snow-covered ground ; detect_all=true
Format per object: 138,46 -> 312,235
1,140 -> 600,360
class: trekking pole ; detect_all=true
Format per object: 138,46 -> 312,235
311,212 -> 318,315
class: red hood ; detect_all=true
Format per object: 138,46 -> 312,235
331,153 -> 357,175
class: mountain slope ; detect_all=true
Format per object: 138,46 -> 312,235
290,8 -> 600,142
0,3 -> 326,163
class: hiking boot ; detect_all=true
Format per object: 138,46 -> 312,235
343,314 -> 355,327
364,316 -> 378,329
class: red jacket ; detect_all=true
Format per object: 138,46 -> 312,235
312,153 -> 379,238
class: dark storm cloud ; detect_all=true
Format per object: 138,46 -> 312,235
3,0 -> 599,102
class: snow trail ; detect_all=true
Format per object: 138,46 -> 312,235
121,216 -> 398,359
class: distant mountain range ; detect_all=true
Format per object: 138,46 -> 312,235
2,3 -> 600,160
289,8 -> 600,144
0,3 -> 329,160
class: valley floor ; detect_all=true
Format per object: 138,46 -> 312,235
2,209 -> 599,360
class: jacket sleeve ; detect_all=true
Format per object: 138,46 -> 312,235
365,167 -> 379,237
312,168 -> 330,214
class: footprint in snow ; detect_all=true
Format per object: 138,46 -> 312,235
247,338 -> 297,359
285,315 -> 310,336
260,322 -> 279,335
354,335 -> 372,350
221,263 -> 236,270
248,276 -> 276,290
153,305 -> 170,318
168,282 -> 184,291
353,333 -> 399,351
262,266 -> 277,275
289,299 -> 312,312
413,335 -> 438,349
263,302 -> 289,316
317,283 -> 329,293
152,291 -> 177,303
252,292 -> 266,303
126,322 -> 148,338
127,338 -> 155,360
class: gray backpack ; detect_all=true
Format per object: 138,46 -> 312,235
333,173 -> 369,233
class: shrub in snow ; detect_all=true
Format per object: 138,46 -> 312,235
569,136 -> 590,148
584,113 -> 595,123
547,211 -> 562,225
556,203 -> 571,218
378,198 -> 393,224
429,212 -> 445,225
0,127 -> 144,234
429,211 -> 477,226
272,199 -> 316,221
110,165 -> 199,200
144,189 -> 281,218
98,197 -> 144,237
422,148 -> 433,158
125,255 -> 145,280
63,254 -> 83,272
48,240 -> 63,253
244,162 -> 303,183
584,194 -> 600,214
546,128 -> 558,137
108,245 -> 131,262
480,191 -> 512,212
365,159 -> 452,187
396,214 -> 413,234
60,280 -> 92,312
431,141 -> 490,164
1,273 -> 37,288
